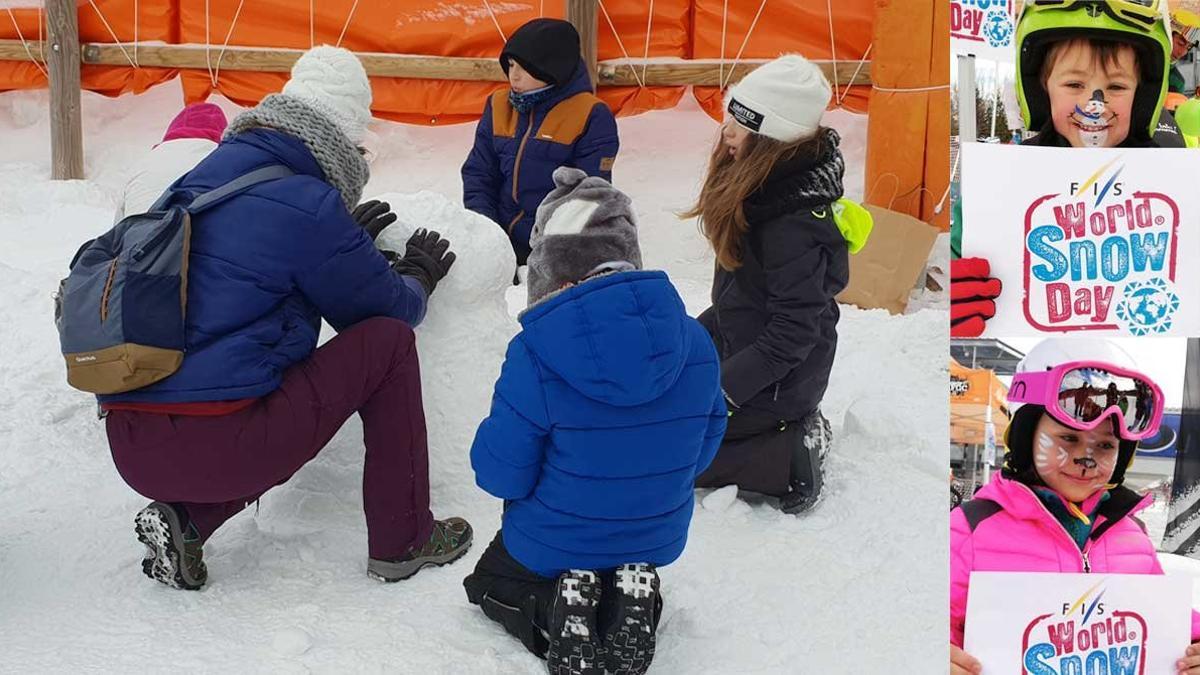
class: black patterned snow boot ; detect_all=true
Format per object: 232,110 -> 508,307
602,563 -> 660,675
781,410 -> 831,515
546,569 -> 603,675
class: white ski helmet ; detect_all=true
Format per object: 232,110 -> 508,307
1004,337 -> 1143,486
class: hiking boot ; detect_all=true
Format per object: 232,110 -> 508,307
547,569 -> 603,675
134,502 -> 207,590
367,517 -> 473,582
602,563 -> 660,675
782,411 -> 830,515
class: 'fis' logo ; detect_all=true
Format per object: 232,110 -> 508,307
1023,157 -> 1181,335
1022,581 -> 1147,674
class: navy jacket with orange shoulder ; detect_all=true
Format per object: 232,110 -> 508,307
461,60 -> 619,261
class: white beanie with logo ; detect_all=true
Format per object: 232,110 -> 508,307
282,45 -> 374,144
725,54 -> 832,143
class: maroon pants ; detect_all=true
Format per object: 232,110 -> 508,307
105,317 -> 434,560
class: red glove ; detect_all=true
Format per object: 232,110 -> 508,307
951,257 -> 1002,337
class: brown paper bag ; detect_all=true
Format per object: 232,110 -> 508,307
836,204 -> 940,315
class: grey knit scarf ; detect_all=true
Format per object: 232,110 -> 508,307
224,94 -> 369,209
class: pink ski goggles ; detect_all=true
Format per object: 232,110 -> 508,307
1009,360 -> 1164,441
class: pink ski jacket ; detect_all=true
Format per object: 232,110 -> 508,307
950,475 -> 1200,647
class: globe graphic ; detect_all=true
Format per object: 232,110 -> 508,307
984,10 -> 1013,47
1128,286 -> 1171,327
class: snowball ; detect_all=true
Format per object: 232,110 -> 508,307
271,627 -> 312,656
701,485 -> 739,513
371,192 -> 520,465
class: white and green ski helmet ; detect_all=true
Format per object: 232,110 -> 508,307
1015,1 -> 1171,141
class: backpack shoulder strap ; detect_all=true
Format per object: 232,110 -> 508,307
186,165 -> 296,214
960,498 -> 1003,533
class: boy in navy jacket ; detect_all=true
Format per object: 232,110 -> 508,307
461,18 -> 619,267
463,168 -> 726,675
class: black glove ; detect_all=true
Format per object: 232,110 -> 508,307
391,228 -> 456,296
352,200 -> 397,241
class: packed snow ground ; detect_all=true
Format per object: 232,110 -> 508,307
0,82 -> 948,672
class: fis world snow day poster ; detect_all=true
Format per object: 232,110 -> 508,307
964,572 -> 1193,675
961,144 -> 1200,337
950,0 -> 1015,62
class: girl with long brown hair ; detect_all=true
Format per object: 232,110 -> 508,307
688,54 -> 872,514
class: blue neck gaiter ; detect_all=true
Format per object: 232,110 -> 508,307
509,85 -> 557,114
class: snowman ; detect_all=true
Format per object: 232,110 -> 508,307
371,192 -> 520,493
1070,89 -> 1113,147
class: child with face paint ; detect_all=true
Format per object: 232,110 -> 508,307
949,338 -> 1200,675
951,0 -> 1174,336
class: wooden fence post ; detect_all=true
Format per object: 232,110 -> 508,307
565,0 -> 598,91
47,0 -> 83,180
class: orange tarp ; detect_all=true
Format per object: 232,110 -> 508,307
0,1 -> 179,95
177,0 -> 692,124
0,2 -> 948,225
690,0 -> 873,119
865,0 -> 950,231
1,0 -> 694,124
950,359 -> 1010,447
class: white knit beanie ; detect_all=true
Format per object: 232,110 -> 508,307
725,54 -> 832,143
282,45 -> 373,144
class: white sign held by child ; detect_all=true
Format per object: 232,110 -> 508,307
961,144 -> 1200,337
965,572 -> 1193,675
950,0 -> 1016,62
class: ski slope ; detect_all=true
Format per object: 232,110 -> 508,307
0,82 -> 950,673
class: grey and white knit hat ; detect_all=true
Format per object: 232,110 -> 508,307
282,45 -> 373,144
527,167 -> 642,306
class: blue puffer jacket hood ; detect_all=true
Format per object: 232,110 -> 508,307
519,271 -> 690,407
470,270 -> 728,577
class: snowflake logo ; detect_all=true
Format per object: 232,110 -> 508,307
1115,277 -> 1180,335
983,8 -> 1014,49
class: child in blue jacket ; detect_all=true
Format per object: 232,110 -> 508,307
461,18 -> 620,267
463,168 -> 726,675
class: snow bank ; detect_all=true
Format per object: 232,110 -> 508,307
0,81 -> 947,673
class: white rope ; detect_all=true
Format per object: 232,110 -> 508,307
336,0 -> 361,47
867,173 -> 901,210
873,83 -> 951,93
825,0 -> 838,99
133,0 -> 139,66
482,0 -> 508,43
718,0 -> 727,89
835,42 -> 871,106
310,0 -> 315,48
640,0 -> 654,86
6,8 -> 48,78
934,151 -> 961,215
87,0 -> 138,68
598,0 -> 644,88
38,7 -> 44,66
720,0 -> 768,89
205,0 -> 249,88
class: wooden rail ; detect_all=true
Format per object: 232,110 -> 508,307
0,40 -> 873,88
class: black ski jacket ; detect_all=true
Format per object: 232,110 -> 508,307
697,129 -> 850,421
